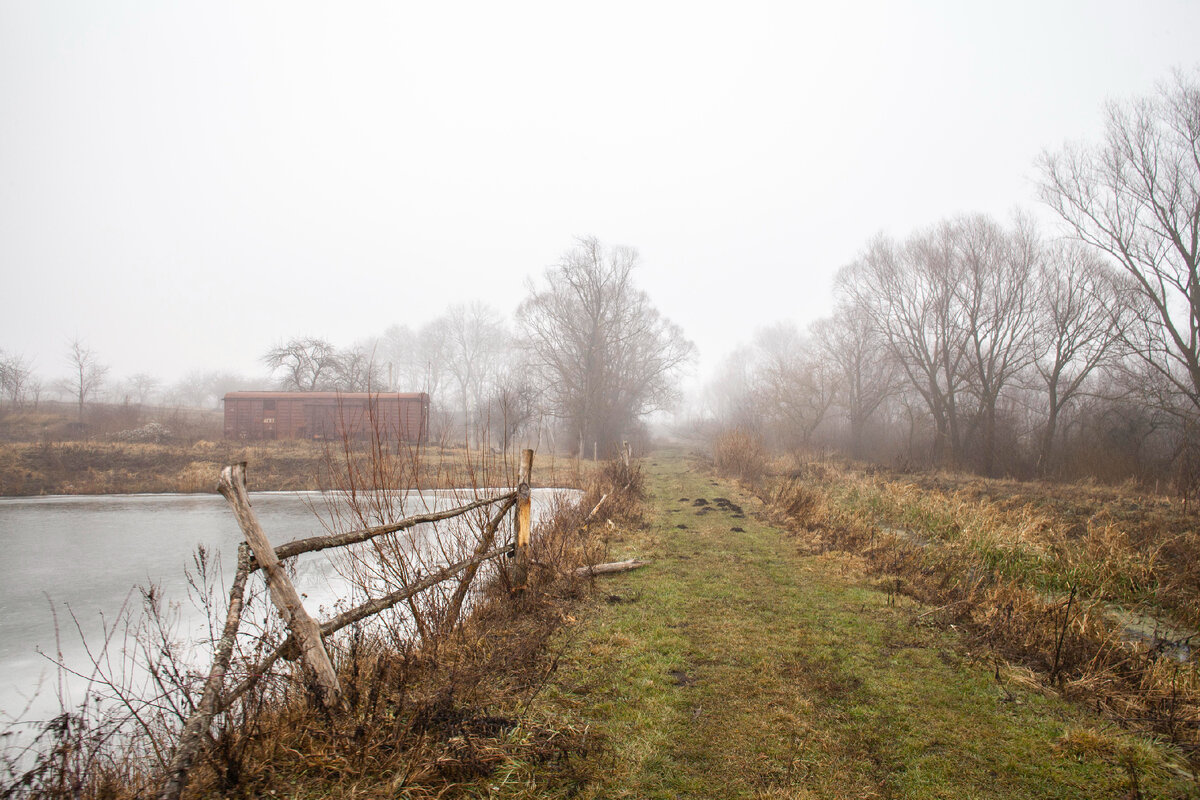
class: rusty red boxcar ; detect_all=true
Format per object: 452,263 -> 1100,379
222,392 -> 430,442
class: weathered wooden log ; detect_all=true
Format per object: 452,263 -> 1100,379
219,463 -> 344,712
159,544 -> 251,800
575,559 -> 650,577
255,490 -> 518,568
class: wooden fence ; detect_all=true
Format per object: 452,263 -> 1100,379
159,448 -> 537,800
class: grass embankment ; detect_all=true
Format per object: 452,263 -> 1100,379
0,440 -> 587,495
509,451 -> 1195,798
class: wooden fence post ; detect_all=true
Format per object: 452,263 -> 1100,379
513,448 -> 534,590
218,463 -> 345,711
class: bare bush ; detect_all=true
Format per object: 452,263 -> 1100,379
713,429 -> 767,484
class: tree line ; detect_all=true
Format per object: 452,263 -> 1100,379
705,70 -> 1199,484
255,237 -> 694,456
1,238 -> 693,457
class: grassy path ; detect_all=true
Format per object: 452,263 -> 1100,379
522,451 -> 1187,799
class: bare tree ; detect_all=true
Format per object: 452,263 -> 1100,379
839,228 -> 970,466
519,236 -> 694,457
749,323 -> 838,449
0,349 -> 36,408
1031,242 -> 1128,474
332,344 -> 377,392
126,372 -> 160,406
443,302 -> 509,444
485,368 -> 537,453
1040,69 -> 1200,414
955,215 -> 1038,476
263,337 -> 341,391
704,344 -> 760,433
64,337 -> 108,424
811,306 -> 898,459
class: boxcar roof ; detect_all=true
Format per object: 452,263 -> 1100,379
223,391 -> 428,400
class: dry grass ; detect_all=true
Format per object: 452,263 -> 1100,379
746,457 -> 1200,773
712,428 -> 767,484
0,439 -> 589,496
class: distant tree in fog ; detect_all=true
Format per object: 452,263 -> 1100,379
263,337 -> 341,391
171,370 -> 255,408
1041,69 -> 1200,415
378,320 -> 452,399
444,302 -> 510,443
811,306 -> 898,459
0,349 -> 36,408
125,372 -> 160,406
750,323 -> 838,449
64,338 -> 108,423
519,236 -> 694,457
705,344 -> 758,432
839,228 -> 970,466
333,344 -> 377,392
1031,242 -> 1127,474
954,215 -> 1039,476
485,368 -> 538,452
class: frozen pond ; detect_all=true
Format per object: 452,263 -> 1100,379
0,487 -> 575,728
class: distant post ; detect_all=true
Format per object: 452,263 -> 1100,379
513,448 -> 534,590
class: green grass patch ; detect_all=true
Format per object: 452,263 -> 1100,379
497,451 -> 1194,799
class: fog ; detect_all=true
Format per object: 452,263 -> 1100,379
1,1 -> 1197,397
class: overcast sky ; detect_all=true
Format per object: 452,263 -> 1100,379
2,1 -> 1198,392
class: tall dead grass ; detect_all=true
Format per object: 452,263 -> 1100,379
712,429 -> 767,484
749,460 -> 1200,772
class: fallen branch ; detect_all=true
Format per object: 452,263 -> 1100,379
575,559 -> 649,577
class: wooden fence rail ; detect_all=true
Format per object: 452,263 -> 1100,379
160,450 -> 536,800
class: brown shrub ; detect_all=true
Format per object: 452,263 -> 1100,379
773,478 -> 819,522
713,429 -> 767,484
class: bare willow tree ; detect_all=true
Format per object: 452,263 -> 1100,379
519,236 -> 694,457
1040,69 -> 1200,415
955,215 -> 1039,476
1031,242 -> 1128,474
839,229 -> 970,465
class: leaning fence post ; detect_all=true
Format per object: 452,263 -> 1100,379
218,463 -> 345,711
512,448 -> 534,590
